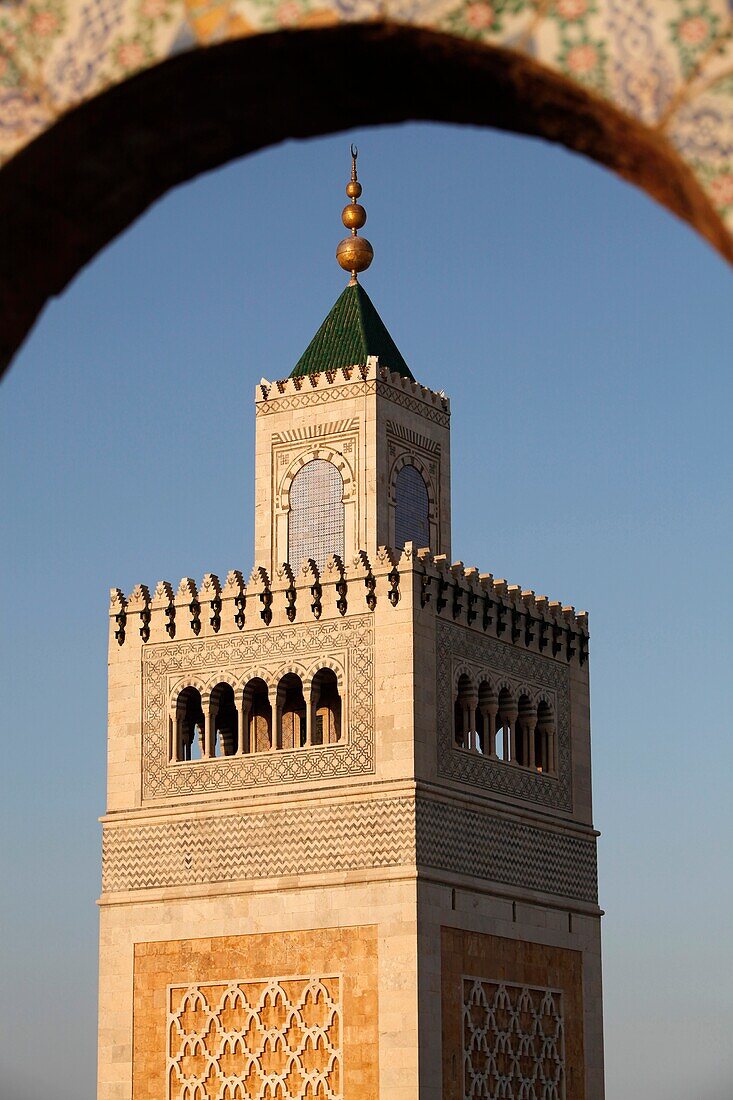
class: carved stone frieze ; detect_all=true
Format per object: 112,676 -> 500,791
257,380 -> 450,428
102,796 -> 415,892
102,794 -> 596,902
142,616 -> 374,800
437,620 -> 573,811
385,419 -> 441,456
271,418 -> 359,443
415,798 -> 597,903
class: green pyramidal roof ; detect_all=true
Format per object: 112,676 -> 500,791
291,282 -> 414,380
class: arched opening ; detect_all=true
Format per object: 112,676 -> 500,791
311,668 -> 342,746
515,694 -> 536,769
495,687 -> 516,763
174,686 -> 205,762
3,23 -> 731,376
454,673 -> 475,751
243,678 -> 272,754
288,459 -> 344,570
211,682 -> 238,757
535,700 -> 556,775
277,673 -> 307,750
394,464 -> 430,551
476,680 -> 497,756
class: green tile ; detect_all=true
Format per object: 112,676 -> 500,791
291,283 -> 413,379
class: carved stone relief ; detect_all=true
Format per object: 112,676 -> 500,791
258,380 -> 450,428
463,978 -> 565,1100
103,794 -> 596,901
437,620 -> 573,812
167,976 -> 342,1100
415,798 -> 597,902
142,616 -> 374,800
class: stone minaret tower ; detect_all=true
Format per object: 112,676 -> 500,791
98,152 -> 604,1100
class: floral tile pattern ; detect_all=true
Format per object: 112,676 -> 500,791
1,0 -> 733,244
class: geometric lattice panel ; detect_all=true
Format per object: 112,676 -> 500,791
167,977 -> 342,1100
463,978 -> 565,1100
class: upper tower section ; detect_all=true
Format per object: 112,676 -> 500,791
254,150 -> 452,576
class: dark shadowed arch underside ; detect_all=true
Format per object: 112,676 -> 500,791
1,22 -> 728,375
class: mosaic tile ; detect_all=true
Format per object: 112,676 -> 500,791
1,0 -> 733,257
605,0 -> 682,123
428,0 -> 539,52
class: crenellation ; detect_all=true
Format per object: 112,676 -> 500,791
198,573 -> 222,636
173,576 -> 200,639
255,356 -> 449,417
100,231 -> 601,1099
108,547 -> 589,675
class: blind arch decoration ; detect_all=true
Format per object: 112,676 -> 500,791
395,464 -> 430,550
288,459 -> 345,569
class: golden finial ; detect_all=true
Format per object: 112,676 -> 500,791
336,144 -> 374,284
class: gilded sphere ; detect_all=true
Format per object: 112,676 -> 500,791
346,180 -> 362,199
342,203 -> 367,231
336,235 -> 374,274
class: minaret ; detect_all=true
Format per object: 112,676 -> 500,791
98,152 -> 604,1100
254,149 -> 452,576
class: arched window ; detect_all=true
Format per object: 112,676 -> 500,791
476,681 -> 497,756
244,678 -> 271,754
454,673 -> 475,750
311,668 -> 342,745
515,694 -> 536,768
211,682 -> 238,756
495,687 -> 516,762
288,459 -> 344,569
394,464 -> 430,550
535,701 -> 556,774
277,673 -> 307,750
174,686 -> 205,762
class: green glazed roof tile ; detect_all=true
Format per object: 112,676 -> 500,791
291,282 -> 414,379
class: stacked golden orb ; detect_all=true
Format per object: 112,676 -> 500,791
336,146 -> 374,279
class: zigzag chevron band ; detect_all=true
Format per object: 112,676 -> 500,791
102,796 -> 597,903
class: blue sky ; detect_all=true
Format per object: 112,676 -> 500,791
1,122 -> 732,1099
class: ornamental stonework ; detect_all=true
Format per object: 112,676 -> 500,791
102,796 -> 415,893
436,620 -> 573,812
142,615 -> 374,800
415,798 -> 597,903
257,379 -> 451,428
463,978 -> 565,1100
102,794 -> 596,902
132,927 -> 379,1100
167,976 -> 342,1100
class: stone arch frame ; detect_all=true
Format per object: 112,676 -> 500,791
388,453 -> 438,553
305,655 -> 346,694
240,667 -> 278,697
3,20 -> 733,376
208,678 -> 241,757
169,676 -> 208,715
274,660 -> 311,688
204,670 -> 240,695
535,695 -> 558,776
241,673 -> 274,756
453,668 -> 477,750
275,666 -> 309,751
452,663 -> 477,697
169,680 -> 207,763
307,656 -> 347,747
476,675 -> 498,756
276,447 -> 355,570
